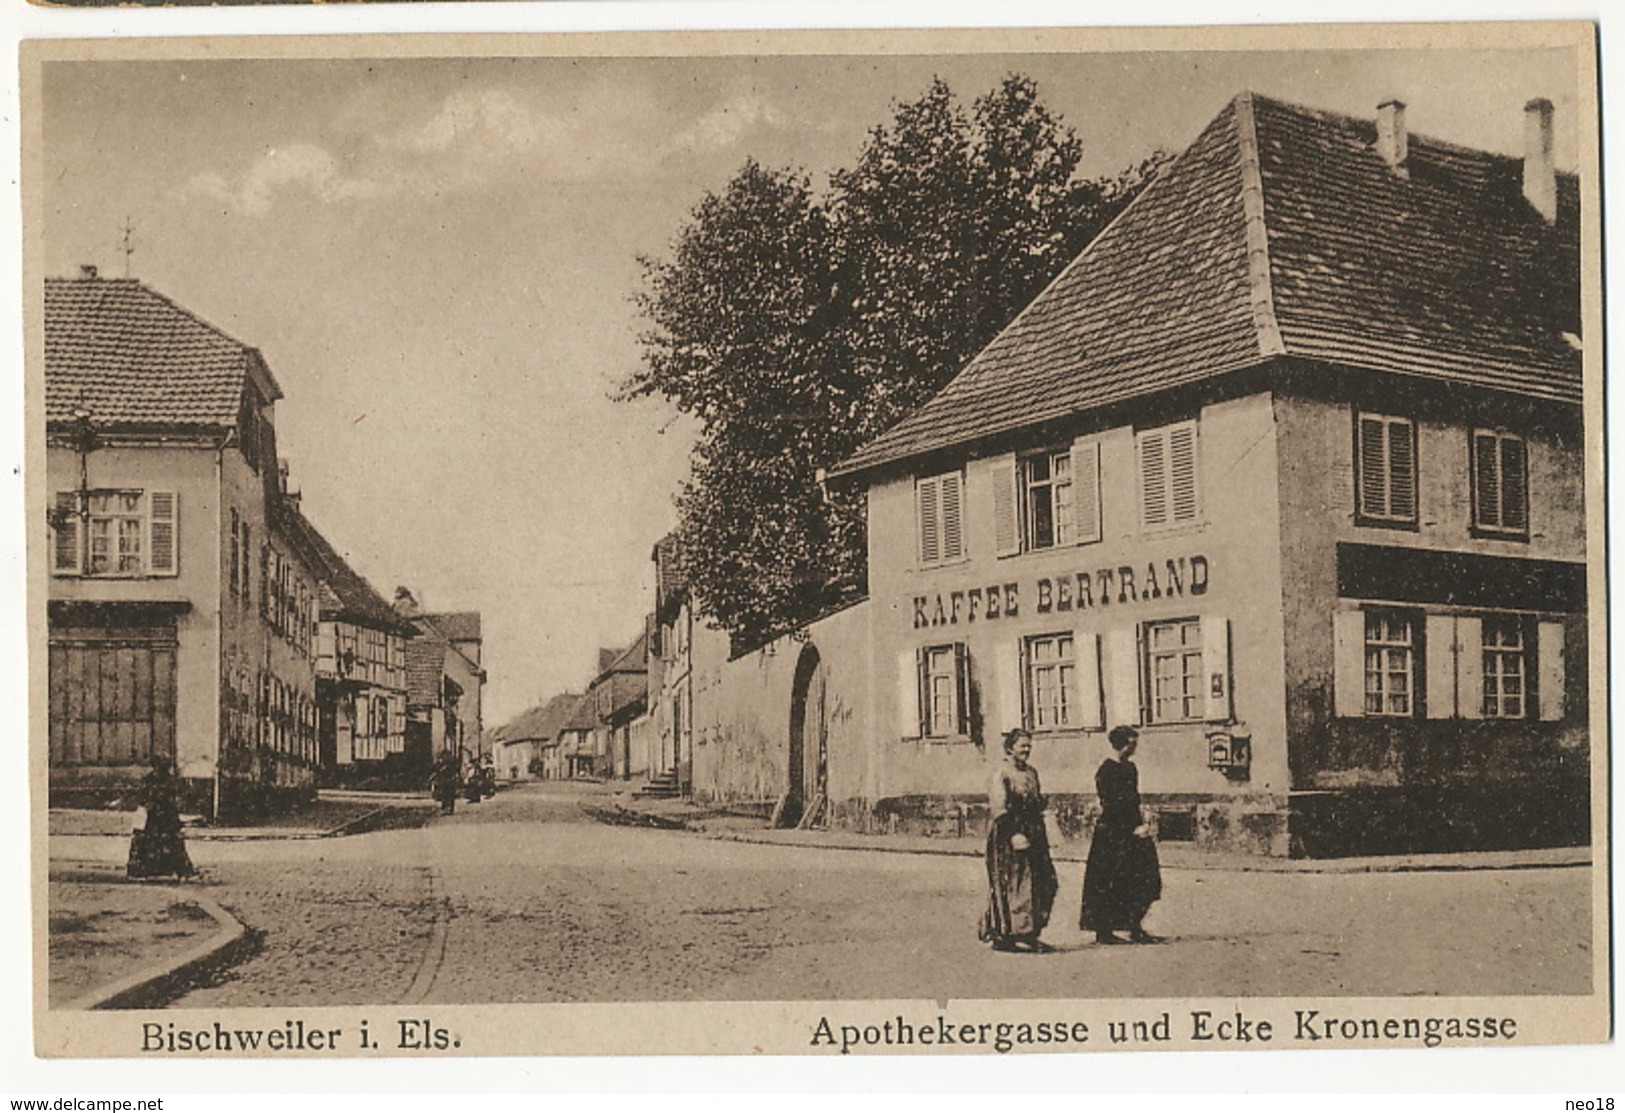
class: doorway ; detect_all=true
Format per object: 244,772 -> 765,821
781,644 -> 829,829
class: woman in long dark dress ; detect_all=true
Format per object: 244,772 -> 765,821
1080,725 -> 1162,944
979,729 -> 1059,953
127,757 -> 196,880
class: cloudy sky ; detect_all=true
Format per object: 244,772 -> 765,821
36,36 -> 1583,726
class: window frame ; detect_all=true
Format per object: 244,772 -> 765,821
1481,614 -> 1529,720
51,488 -> 177,579
1362,608 -> 1418,718
1470,428 -> 1530,540
919,643 -> 969,740
1142,617 -> 1206,725
1022,631 -> 1076,732
1020,447 -> 1075,551
1354,411 -> 1419,529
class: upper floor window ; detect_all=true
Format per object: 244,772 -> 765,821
1472,429 -> 1529,538
1356,413 -> 1417,526
51,489 -> 177,578
1137,421 -> 1199,531
992,439 -> 1102,556
916,470 -> 965,566
1022,449 -> 1074,549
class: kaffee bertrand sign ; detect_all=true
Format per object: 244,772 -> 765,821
909,555 -> 1210,630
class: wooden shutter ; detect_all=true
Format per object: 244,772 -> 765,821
1501,436 -> 1528,532
917,477 -> 941,565
1139,429 -> 1168,529
1333,610 -> 1367,717
1425,614 -> 1457,719
992,640 -> 1021,735
147,491 -> 177,575
1073,631 -> 1104,730
1473,431 -> 1501,528
1169,422 -> 1199,524
897,649 -> 920,738
1388,419 -> 1416,520
1071,438 -> 1102,544
52,492 -> 80,574
1105,627 -> 1140,728
991,454 -> 1020,557
953,642 -> 971,736
940,472 -> 964,561
1358,416 -> 1387,517
1538,620 -> 1566,721
1202,616 -> 1231,721
1454,616 -> 1483,721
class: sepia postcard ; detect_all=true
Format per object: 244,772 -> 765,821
20,20 -> 1608,1064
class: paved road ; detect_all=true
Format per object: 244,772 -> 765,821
54,781 -> 1594,1006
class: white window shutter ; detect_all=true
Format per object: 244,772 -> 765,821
1202,616 -> 1232,721
1425,614 -> 1457,720
147,491 -> 178,575
1538,620 -> 1566,721
52,492 -> 80,574
990,454 -> 1020,557
1454,616 -> 1483,721
897,649 -> 920,739
940,472 -> 964,561
1104,627 -> 1140,729
1073,631 -> 1104,730
1333,610 -> 1367,717
1169,422 -> 1199,524
1138,429 -> 1168,530
1070,438 -> 1102,544
992,640 -> 1022,735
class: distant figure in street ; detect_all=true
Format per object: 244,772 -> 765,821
978,728 -> 1059,953
1080,725 -> 1163,944
127,756 -> 196,880
430,749 -> 460,815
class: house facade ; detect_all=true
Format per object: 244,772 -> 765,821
397,590 -> 486,777
650,535 -> 696,791
46,271 -> 323,819
820,94 -> 1586,856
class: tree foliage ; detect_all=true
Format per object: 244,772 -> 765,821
626,74 -> 1169,649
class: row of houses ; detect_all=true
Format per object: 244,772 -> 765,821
503,93 -> 1590,858
44,271 -> 484,820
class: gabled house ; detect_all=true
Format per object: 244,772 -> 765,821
395,589 -> 486,777
488,691 -> 582,782
816,93 -> 1584,856
586,630 -> 650,781
45,270 -> 323,819
649,534 -> 696,792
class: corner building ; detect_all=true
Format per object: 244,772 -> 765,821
827,94 -> 1586,856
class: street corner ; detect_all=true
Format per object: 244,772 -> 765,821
49,867 -> 249,1011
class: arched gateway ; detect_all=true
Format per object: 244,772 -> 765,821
779,643 -> 829,829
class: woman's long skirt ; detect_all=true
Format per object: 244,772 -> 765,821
979,818 -> 1058,942
127,828 -> 196,880
1079,825 -> 1161,931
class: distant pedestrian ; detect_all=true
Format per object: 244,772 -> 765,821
127,756 -> 196,881
1080,725 -> 1163,944
978,728 -> 1058,953
430,749 -> 460,815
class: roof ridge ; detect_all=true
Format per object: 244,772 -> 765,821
1234,93 -> 1287,360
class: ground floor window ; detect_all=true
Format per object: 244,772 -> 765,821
1145,617 -> 1204,723
1024,632 -> 1075,730
1364,610 -> 1415,716
1481,617 -> 1527,719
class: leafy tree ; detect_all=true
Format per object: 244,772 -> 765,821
627,75 -> 1168,649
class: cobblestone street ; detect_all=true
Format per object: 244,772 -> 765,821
50,782 -> 1594,1007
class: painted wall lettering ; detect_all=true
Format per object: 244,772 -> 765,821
919,555 -> 1210,625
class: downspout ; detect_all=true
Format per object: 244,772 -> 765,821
212,425 -> 236,822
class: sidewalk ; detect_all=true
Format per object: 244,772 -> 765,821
592,790 -> 1594,874
49,791 -> 439,841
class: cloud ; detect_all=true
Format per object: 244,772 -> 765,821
666,94 -> 787,154
183,143 -> 385,216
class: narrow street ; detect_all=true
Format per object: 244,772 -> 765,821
55,781 -> 1593,1007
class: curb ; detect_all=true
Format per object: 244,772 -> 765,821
61,889 -> 250,1011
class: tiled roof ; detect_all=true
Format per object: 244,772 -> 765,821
490,692 -> 583,745
44,276 -> 279,428
424,612 -> 481,643
831,93 -> 1581,479
277,506 -> 417,638
652,532 -> 689,622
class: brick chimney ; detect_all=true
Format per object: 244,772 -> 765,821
1522,97 -> 1557,222
79,264 -> 99,280
1375,99 -> 1408,175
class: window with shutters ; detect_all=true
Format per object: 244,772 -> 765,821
1356,413 -> 1418,527
1023,632 -> 1075,731
920,644 -> 968,738
50,489 -> 177,577
1144,618 -> 1204,723
916,471 -> 965,567
1471,429 -> 1529,538
1363,610 -> 1415,716
1482,616 -> 1527,719
1137,421 -> 1199,532
1021,449 -> 1074,549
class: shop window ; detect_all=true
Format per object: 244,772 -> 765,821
1023,632 -> 1076,730
1356,413 -> 1417,526
1472,429 -> 1529,537
51,489 -> 177,577
916,471 -> 965,566
899,643 -> 969,739
1144,618 -> 1204,723
1362,610 -> 1415,716
1138,421 -> 1199,531
1481,617 -> 1527,719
